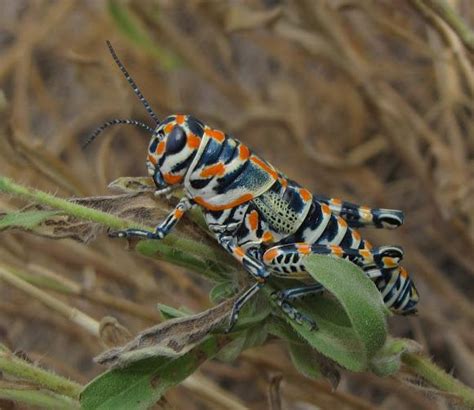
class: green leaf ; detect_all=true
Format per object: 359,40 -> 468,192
80,336 -> 228,410
217,324 -> 268,362
0,210 -> 59,230
157,303 -> 190,320
136,239 -> 230,282
288,341 -> 340,388
370,337 -> 421,376
231,290 -> 272,331
288,342 -> 323,380
209,280 -> 236,304
266,254 -> 388,371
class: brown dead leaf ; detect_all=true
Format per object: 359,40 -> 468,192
1,191 -> 175,243
99,316 -> 133,349
95,296 -> 236,368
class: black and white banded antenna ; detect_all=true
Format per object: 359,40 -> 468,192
82,119 -> 154,148
106,40 -> 159,124
82,41 -> 160,148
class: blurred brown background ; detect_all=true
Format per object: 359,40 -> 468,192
0,0 -> 473,408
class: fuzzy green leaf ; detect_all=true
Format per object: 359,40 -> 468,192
209,280 -> 236,304
80,336 -> 228,410
157,303 -> 190,321
136,239 -> 231,282
0,210 -> 59,230
288,342 -> 323,380
267,255 -> 388,371
216,324 -> 268,362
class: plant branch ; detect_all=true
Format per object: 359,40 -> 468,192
0,176 -> 234,278
0,382 -> 79,409
0,351 -> 82,399
3,176 -> 474,406
0,390 -> 77,409
402,352 -> 474,408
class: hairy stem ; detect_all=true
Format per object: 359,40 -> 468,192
0,176 -> 233,279
402,352 -> 474,407
0,352 -> 82,399
0,384 -> 79,409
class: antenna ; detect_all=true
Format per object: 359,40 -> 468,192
106,40 -> 160,124
82,119 -> 154,148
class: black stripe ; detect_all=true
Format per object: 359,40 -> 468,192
190,178 -> 211,190
195,137 -> 225,169
215,160 -> 250,195
172,151 -> 196,173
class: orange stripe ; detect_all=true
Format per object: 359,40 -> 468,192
174,209 -> 184,219
299,188 -> 312,202
176,114 -> 185,125
206,128 -> 225,142
383,257 -> 397,268
332,198 -> 342,205
200,162 -> 225,178
263,248 -> 279,263
163,173 -> 183,184
279,177 -> 288,188
352,230 -> 361,241
157,141 -> 165,155
399,267 -> 408,278
364,241 -> 373,250
164,123 -> 175,134
193,193 -> 253,211
297,244 -> 311,255
359,249 -> 371,259
250,156 -> 278,179
187,134 -> 201,149
147,154 -> 157,165
262,231 -> 273,242
234,247 -> 245,258
239,144 -> 250,160
321,204 -> 331,215
330,245 -> 343,257
248,210 -> 259,231
338,217 -> 348,228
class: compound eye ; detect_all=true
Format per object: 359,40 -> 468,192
166,126 -> 186,154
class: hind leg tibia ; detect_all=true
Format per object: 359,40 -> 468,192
314,194 -> 404,229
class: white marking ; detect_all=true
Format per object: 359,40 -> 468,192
302,208 -> 331,243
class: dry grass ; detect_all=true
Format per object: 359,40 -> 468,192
0,0 -> 473,408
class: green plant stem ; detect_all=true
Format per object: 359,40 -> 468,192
402,352 -> 474,407
3,176 -> 474,405
0,385 -> 79,409
0,177 -> 127,228
0,176 -> 231,270
0,352 -> 82,399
